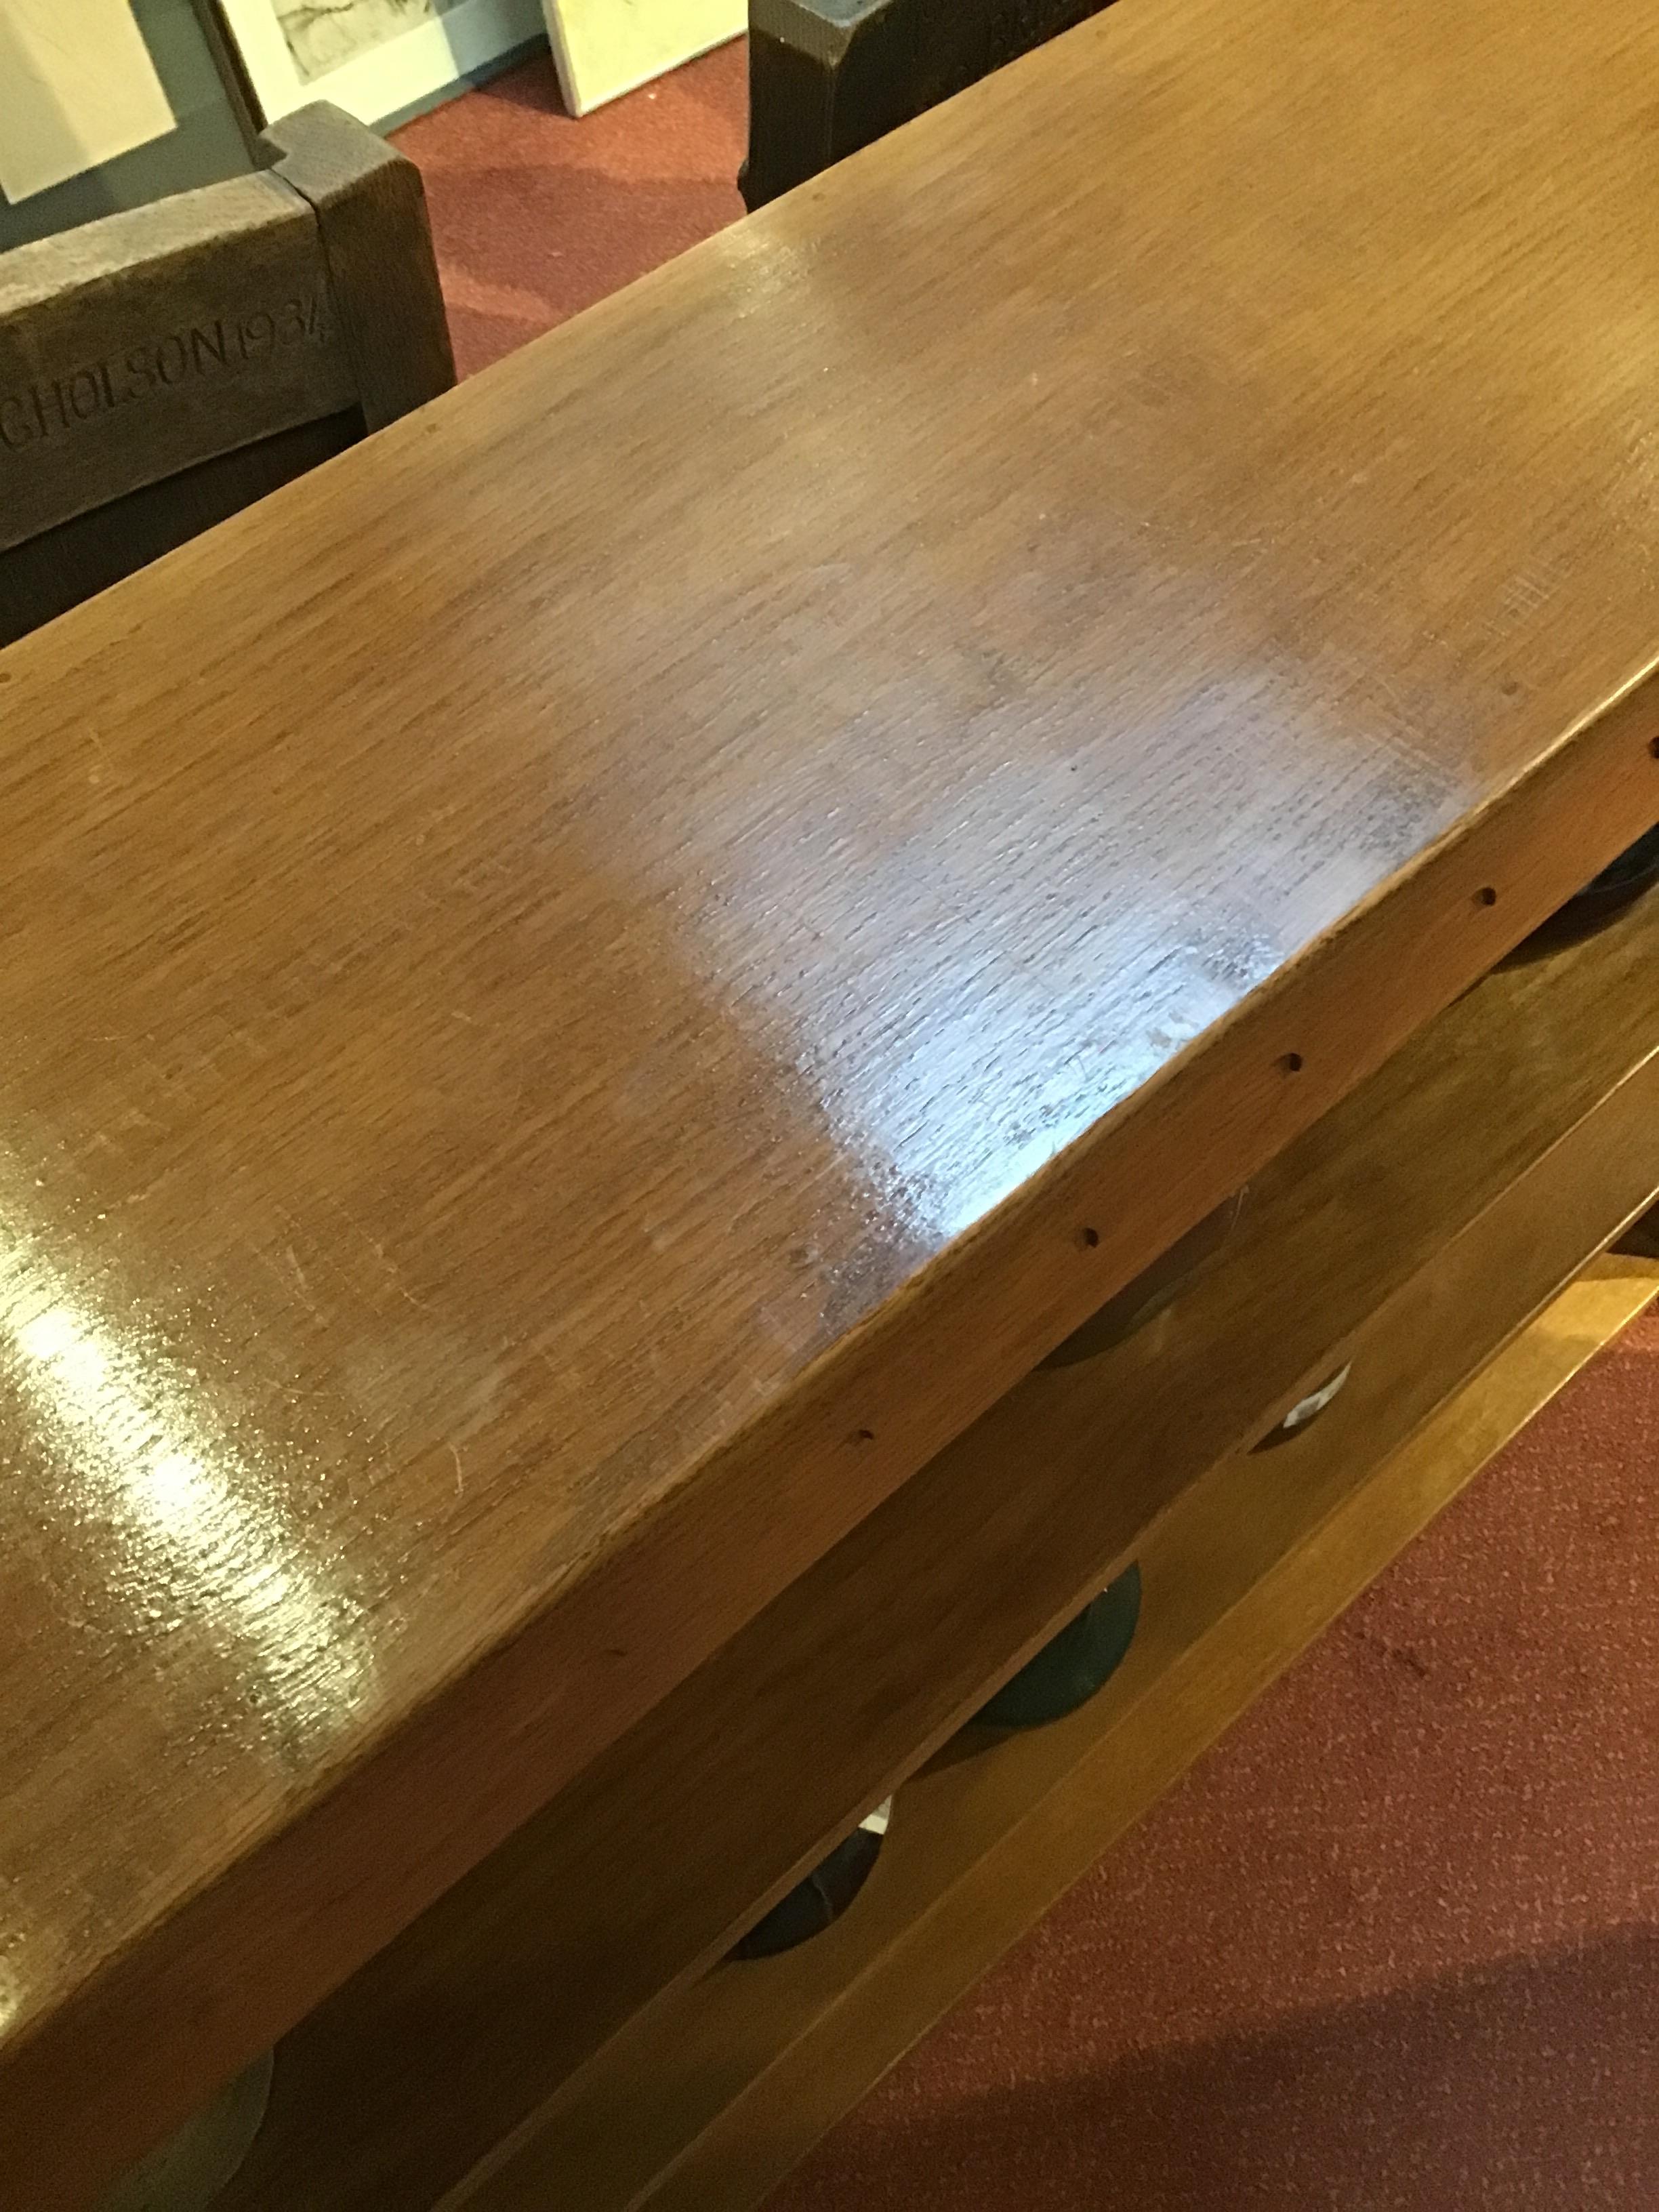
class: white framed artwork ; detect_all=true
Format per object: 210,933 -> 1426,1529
214,0 -> 544,129
544,0 -> 743,115
0,0 -> 178,204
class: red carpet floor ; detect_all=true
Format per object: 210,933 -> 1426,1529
397,61 -> 1659,2208
395,43 -> 746,378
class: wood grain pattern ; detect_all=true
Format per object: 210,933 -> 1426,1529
3,0 -> 1659,2195
220,895 -> 1659,2210
476,1254 -> 1659,2212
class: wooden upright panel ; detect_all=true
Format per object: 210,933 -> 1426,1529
0,172 -> 352,550
742,0 -> 1109,208
262,104 -> 455,428
0,102 -> 451,649
1,0 -> 1658,2197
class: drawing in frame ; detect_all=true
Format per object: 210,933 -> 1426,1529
211,0 -> 544,129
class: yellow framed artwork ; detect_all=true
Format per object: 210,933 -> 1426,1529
544,0 -> 743,114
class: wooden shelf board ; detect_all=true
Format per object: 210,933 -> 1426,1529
457,1255 -> 1659,2211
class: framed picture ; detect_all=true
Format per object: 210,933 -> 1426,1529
212,0 -> 545,131
0,0 -> 258,255
544,0 -> 742,115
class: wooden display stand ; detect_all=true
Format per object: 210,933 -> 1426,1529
1,0 -> 1656,2203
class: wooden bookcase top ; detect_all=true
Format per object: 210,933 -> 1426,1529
1,0 -> 1656,2194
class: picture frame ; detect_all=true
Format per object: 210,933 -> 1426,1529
211,0 -> 545,131
544,0 -> 743,115
0,0 -> 259,255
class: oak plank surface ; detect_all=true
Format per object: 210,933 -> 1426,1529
2,0 -> 1659,2194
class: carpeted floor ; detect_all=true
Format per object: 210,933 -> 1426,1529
396,43 -> 746,378
396,58 -> 1659,2208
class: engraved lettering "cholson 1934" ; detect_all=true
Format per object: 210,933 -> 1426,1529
0,293 -> 329,453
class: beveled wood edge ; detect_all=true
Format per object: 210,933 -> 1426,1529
456,1252 -> 1659,2210
12,672 -> 1658,2210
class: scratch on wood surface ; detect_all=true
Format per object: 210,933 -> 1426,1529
335,1200 -> 438,1314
